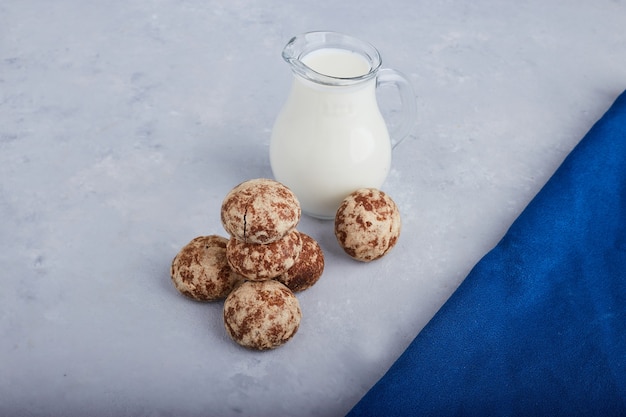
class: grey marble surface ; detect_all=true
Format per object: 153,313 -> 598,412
1,1 -> 625,416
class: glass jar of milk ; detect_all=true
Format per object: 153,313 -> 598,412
270,31 -> 416,219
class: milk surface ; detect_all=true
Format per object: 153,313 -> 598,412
270,48 -> 392,219
301,48 -> 371,78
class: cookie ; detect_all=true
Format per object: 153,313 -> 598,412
221,178 -> 301,244
226,230 -> 302,280
334,188 -> 401,262
171,235 -> 245,301
276,232 -> 324,292
223,280 -> 302,350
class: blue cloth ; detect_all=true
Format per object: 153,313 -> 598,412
347,90 -> 626,417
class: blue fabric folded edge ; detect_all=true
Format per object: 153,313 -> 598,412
347,90 -> 626,417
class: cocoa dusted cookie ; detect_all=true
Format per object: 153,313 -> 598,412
171,235 -> 245,301
220,178 -> 301,244
226,230 -> 302,280
277,232 -> 324,292
334,188 -> 401,262
223,280 -> 302,350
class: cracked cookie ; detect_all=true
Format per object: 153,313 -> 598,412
220,178 -> 301,244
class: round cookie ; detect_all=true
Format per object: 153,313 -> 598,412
221,178 -> 301,244
334,188 -> 401,262
226,230 -> 302,280
223,280 -> 302,350
276,232 -> 324,292
171,235 -> 245,301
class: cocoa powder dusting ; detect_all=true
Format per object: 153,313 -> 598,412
179,269 -> 194,284
268,323 -> 284,341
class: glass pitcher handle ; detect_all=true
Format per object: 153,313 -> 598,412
376,68 -> 417,149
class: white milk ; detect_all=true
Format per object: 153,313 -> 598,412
270,48 -> 392,219
302,48 -> 372,78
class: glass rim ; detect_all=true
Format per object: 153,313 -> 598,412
282,31 -> 382,86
